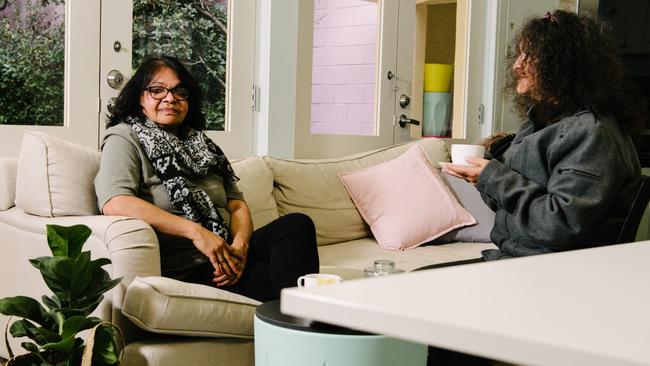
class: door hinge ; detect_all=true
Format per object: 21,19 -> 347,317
251,84 -> 260,112
478,103 -> 485,124
98,97 -> 102,113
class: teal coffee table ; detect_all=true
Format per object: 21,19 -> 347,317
254,300 -> 426,366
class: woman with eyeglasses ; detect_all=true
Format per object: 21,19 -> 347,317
94,56 -> 318,302
443,10 -> 646,261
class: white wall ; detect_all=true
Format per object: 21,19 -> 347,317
254,0 -> 299,158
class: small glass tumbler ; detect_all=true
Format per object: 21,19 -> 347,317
364,259 -> 405,277
373,259 -> 395,273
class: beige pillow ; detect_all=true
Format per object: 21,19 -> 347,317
0,158 -> 17,210
14,131 -> 101,217
264,139 -> 449,246
231,157 -> 279,229
338,145 -> 476,250
122,276 -> 260,338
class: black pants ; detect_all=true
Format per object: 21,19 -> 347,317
185,213 -> 319,302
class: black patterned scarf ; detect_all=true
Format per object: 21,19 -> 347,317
127,116 -> 239,242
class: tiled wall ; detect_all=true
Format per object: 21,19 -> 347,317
311,0 -> 378,136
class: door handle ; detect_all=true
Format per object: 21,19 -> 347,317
107,97 -> 117,115
398,114 -> 420,128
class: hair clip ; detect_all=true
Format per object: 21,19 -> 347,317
544,11 -> 559,23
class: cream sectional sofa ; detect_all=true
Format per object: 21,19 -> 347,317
0,131 -> 496,366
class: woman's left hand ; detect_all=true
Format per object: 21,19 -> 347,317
442,157 -> 490,184
213,241 -> 248,287
212,199 -> 253,287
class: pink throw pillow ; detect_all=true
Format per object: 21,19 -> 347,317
337,145 -> 476,250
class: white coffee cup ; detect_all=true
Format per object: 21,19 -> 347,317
451,144 -> 485,165
297,273 -> 342,288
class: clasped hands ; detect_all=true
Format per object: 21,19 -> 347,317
442,156 -> 490,184
191,225 -> 248,287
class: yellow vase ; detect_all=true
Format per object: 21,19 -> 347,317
423,63 -> 453,92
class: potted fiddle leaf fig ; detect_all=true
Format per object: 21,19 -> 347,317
0,224 -> 123,366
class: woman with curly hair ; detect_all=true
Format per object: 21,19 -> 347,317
443,10 -> 647,261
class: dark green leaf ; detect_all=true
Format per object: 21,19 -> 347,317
9,319 -> 58,345
42,295 -> 61,311
91,257 -> 112,268
42,334 -> 76,355
32,257 -> 76,302
60,316 -> 101,339
21,341 -> 40,354
91,324 -> 121,366
0,296 -> 51,327
46,224 -> 91,258
78,276 -> 121,310
69,252 -> 93,303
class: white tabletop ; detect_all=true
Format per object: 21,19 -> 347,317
281,241 -> 650,366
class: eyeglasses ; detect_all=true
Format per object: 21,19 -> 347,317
144,86 -> 190,101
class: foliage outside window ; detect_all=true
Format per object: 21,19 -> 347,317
0,0 -> 64,126
0,0 -> 228,131
133,0 -> 228,131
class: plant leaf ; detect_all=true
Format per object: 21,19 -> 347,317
0,296 -> 51,328
42,295 -> 61,311
9,319 -> 59,345
42,334 -> 76,355
60,316 -> 101,339
91,324 -> 121,366
46,224 -> 91,258
91,257 -> 112,268
32,257 -> 76,303
77,276 -> 122,314
21,341 -> 40,354
69,252 -> 93,305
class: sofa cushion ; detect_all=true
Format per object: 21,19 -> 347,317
0,158 -> 17,210
337,145 -> 476,250
264,139 -> 449,246
436,175 -> 496,243
14,131 -> 101,217
122,276 -> 260,338
231,157 -> 279,229
318,237 -> 498,272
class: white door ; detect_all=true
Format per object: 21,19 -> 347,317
294,0 -> 417,159
0,0 -> 101,156
101,0 -> 255,159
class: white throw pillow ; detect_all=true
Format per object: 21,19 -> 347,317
15,131 -> 101,217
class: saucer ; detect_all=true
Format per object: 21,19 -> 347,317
439,162 -> 471,168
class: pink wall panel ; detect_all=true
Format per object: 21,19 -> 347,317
310,0 -> 378,136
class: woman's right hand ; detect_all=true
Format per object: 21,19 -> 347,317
188,223 -> 240,277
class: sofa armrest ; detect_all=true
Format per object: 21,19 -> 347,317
123,276 -> 260,339
0,209 -> 160,285
0,208 -> 162,351
0,158 -> 17,211
103,217 -> 161,286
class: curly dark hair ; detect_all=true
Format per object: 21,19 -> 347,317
107,55 -> 206,135
505,10 -> 648,132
